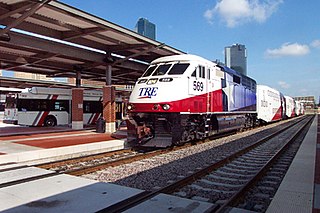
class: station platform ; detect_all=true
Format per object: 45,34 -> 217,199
265,114 -> 319,212
0,122 -> 126,164
0,163 -> 215,213
0,115 -> 319,212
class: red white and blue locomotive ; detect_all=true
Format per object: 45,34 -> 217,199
125,54 -> 303,147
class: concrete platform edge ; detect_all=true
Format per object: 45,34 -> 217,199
0,139 -> 126,164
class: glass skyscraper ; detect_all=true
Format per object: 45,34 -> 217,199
135,18 -> 156,40
225,44 -> 247,76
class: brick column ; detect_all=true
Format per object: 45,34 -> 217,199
103,85 -> 116,133
72,88 -> 83,129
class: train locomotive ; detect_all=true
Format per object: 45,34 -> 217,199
126,54 -> 258,147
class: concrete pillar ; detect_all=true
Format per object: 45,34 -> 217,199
72,88 -> 83,129
102,85 -> 116,133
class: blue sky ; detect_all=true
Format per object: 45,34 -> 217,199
59,1 -> 319,102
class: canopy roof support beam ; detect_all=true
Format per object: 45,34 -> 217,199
0,0 -> 52,36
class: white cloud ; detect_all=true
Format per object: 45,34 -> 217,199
278,81 -> 290,89
204,0 -> 283,27
311,40 -> 320,48
265,43 -> 310,58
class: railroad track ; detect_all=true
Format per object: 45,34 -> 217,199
35,128 -> 243,176
1,139 -> 214,189
97,115 -> 313,213
32,116 -> 304,178
234,116 -> 311,211
36,143 -> 206,176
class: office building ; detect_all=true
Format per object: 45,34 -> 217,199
135,18 -> 156,40
294,96 -> 316,109
225,44 -> 247,75
14,71 -> 53,81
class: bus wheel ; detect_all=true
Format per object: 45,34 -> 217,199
44,116 -> 56,127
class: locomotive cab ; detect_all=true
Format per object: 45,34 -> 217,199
127,57 -> 200,147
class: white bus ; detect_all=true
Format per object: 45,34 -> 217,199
4,87 -> 102,126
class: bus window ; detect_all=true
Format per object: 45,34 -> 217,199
83,101 -> 102,113
53,101 -> 69,111
17,99 -> 31,111
39,101 -> 47,111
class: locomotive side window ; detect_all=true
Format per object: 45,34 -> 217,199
152,64 -> 171,76
168,63 -> 190,75
207,69 -> 211,79
142,65 -> 156,77
221,79 -> 226,88
198,66 -> 205,79
191,69 -> 196,77
233,75 -> 241,84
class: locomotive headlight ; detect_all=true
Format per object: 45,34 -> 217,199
127,104 -> 134,111
153,104 -> 159,110
162,104 -> 170,110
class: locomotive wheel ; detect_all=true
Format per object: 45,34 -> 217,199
181,130 -> 195,143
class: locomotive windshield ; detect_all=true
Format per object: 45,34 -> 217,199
142,63 -> 190,77
152,64 -> 171,76
167,63 -> 190,75
142,65 -> 156,77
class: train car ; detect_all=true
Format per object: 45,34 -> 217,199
284,95 -> 295,118
126,54 -> 257,147
294,101 -> 304,116
294,100 -> 301,116
256,85 -> 285,124
300,102 -> 305,115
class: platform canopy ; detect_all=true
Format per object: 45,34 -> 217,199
0,0 -> 184,85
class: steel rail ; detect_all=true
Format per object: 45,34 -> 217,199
0,172 -> 59,189
36,149 -> 134,169
41,147 -> 182,176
